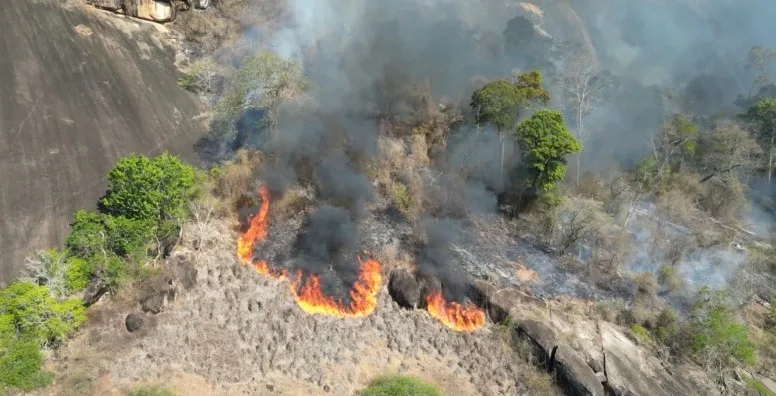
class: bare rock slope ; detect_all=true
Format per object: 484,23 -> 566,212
0,0 -> 205,284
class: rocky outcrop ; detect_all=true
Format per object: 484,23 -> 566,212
472,281 -> 719,396
82,277 -> 108,307
598,321 -> 716,396
388,269 -> 421,309
516,319 -> 557,367
554,344 -> 606,396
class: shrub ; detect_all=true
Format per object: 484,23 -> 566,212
688,289 -> 756,367
0,282 -> 86,348
657,265 -> 682,293
631,324 -> 652,345
64,257 -> 92,293
66,210 -> 109,259
101,153 -> 196,225
389,181 -> 413,220
0,282 -> 85,391
22,249 -> 69,298
0,340 -> 53,391
361,375 -> 442,396
127,385 -> 175,396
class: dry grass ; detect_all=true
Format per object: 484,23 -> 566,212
174,9 -> 241,53
210,149 -> 262,206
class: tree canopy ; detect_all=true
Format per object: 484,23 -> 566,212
101,152 -> 196,225
470,70 -> 550,131
515,109 -> 582,192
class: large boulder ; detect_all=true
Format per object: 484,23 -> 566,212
140,274 -> 177,314
170,255 -> 197,290
553,344 -> 606,396
488,288 -> 544,324
469,279 -> 497,306
125,313 -> 144,333
516,319 -> 558,367
82,277 -> 108,307
388,269 -> 420,309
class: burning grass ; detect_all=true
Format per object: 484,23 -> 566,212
236,185 -> 487,330
425,290 -> 486,333
237,186 -> 382,318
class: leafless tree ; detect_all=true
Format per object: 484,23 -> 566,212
559,54 -> 613,185
698,121 -> 762,183
552,196 -> 610,255
745,46 -> 776,98
649,116 -> 697,180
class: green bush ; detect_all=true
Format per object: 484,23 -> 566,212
0,340 -> 53,391
100,153 -> 196,224
0,282 -> 86,348
127,385 -> 175,396
631,324 -> 652,345
389,181 -> 412,219
66,210 -> 110,259
0,282 -> 85,391
64,257 -> 92,293
688,288 -> 756,367
361,375 -> 442,396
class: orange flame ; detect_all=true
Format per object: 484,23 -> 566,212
425,290 -> 485,333
236,186 -> 271,266
288,257 -> 382,318
237,186 -> 382,318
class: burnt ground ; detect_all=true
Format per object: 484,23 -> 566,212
0,0 -> 206,284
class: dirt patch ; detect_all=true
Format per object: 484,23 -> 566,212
73,24 -> 93,36
515,262 -> 540,283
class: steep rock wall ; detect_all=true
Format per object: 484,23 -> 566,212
0,0 -> 205,284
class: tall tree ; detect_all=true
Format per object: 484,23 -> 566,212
649,115 -> 698,180
216,50 -> 311,137
746,46 -> 776,99
514,109 -> 582,192
470,71 -> 550,178
559,54 -> 613,185
741,98 -> 776,181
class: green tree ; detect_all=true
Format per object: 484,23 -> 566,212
101,153 -> 196,225
741,98 -> 776,181
471,80 -> 522,131
215,50 -> 311,136
471,71 -> 551,178
515,109 -> 582,192
649,115 -> 698,180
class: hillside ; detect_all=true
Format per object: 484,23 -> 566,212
3,0 -> 776,395
0,0 -> 205,284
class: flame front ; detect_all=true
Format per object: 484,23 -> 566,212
237,186 -> 382,317
289,257 -> 382,318
236,186 -> 271,266
425,290 -> 485,333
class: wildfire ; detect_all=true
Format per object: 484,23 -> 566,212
236,186 -> 271,266
237,186 -> 382,318
425,290 -> 486,333
289,257 -> 382,318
